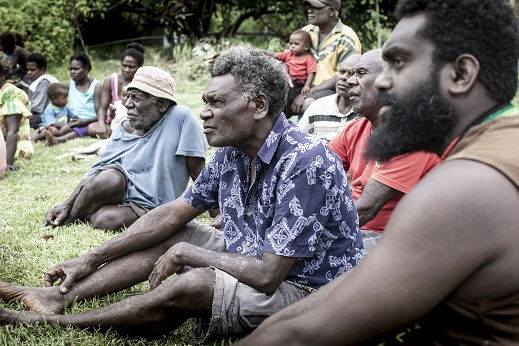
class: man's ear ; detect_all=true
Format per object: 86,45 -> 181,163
157,99 -> 172,113
251,93 -> 269,120
448,54 -> 480,95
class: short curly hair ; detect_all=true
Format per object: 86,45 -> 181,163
47,82 -> 68,100
396,0 -> 519,103
70,52 -> 92,71
210,45 -> 288,117
120,42 -> 145,67
0,31 -> 16,54
27,53 -> 48,70
292,29 -> 312,46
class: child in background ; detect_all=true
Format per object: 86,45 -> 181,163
262,29 -> 316,118
31,83 -> 74,143
107,87 -> 127,131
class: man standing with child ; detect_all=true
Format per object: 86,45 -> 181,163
292,0 -> 362,114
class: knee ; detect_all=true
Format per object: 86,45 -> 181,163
302,98 -> 315,112
161,268 -> 215,309
89,207 -> 137,231
88,169 -> 126,194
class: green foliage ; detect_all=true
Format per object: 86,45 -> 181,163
0,0 -> 106,66
342,0 -> 397,51
0,0 -> 73,66
0,0 -> 400,70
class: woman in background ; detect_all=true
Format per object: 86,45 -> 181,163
44,52 -> 102,145
98,42 -> 145,136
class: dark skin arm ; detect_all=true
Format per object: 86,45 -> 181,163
186,156 -> 220,220
301,72 -> 315,96
97,77 -> 112,126
10,46 -> 28,70
355,178 -> 401,227
4,114 -> 21,170
186,156 -> 205,182
237,160 -> 517,345
44,197 -> 205,292
149,241 -> 295,294
45,177 -> 88,226
46,197 -> 291,296
93,82 -> 110,138
68,116 -> 96,128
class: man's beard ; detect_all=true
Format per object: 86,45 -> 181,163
365,73 -> 457,163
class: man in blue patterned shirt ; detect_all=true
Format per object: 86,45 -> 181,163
0,45 -> 363,341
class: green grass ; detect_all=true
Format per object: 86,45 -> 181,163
0,60 -> 226,345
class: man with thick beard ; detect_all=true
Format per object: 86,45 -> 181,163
329,49 -> 440,253
235,0 -> 519,344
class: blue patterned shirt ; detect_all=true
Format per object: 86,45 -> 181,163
184,114 -> 363,288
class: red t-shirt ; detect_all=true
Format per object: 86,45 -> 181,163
329,117 -> 441,232
276,51 -> 317,84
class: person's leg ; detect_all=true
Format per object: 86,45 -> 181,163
56,124 -> 72,136
0,226 -> 189,314
67,169 -> 126,224
30,130 -> 46,143
0,267 -> 215,338
45,130 -> 78,146
88,204 -> 140,231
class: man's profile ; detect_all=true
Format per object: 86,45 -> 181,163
237,0 -> 519,344
0,46 -> 363,342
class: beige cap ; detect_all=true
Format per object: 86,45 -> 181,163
125,66 -> 176,103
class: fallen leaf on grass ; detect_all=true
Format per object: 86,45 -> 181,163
42,234 -> 54,240
37,193 -> 49,200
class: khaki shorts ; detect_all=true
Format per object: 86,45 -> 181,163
182,221 -> 309,343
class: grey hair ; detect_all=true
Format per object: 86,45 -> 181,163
210,45 -> 288,117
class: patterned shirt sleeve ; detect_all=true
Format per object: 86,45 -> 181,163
183,148 -> 223,210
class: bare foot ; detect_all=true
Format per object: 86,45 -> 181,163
0,281 -> 65,314
44,130 -> 56,146
0,307 -> 51,326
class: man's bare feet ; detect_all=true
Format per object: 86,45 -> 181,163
44,130 -> 56,146
0,281 -> 65,314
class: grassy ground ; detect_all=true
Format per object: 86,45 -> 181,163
0,55 -> 228,345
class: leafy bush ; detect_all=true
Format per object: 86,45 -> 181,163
1,0 -> 71,65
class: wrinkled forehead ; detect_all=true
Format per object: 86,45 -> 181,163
340,55 -> 361,70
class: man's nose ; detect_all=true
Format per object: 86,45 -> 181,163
200,106 -> 211,120
346,75 -> 358,88
374,71 -> 391,92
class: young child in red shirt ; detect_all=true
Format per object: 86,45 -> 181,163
262,30 -> 316,118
